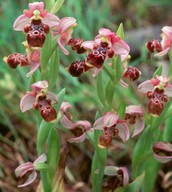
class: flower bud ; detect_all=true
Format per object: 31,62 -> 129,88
68,60 -> 91,77
146,40 -> 162,53
68,38 -> 86,54
5,53 -> 29,68
123,66 -> 141,81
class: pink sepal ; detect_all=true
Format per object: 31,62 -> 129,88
18,171 -> 37,188
31,80 -> 48,92
93,117 -> 104,130
13,15 -> 30,31
138,80 -> 154,94
104,112 -> 119,127
20,93 -> 35,112
68,132 -> 87,143
132,119 -> 145,137
116,121 -> 130,142
26,62 -> 40,77
43,13 -> 60,27
153,142 -> 172,163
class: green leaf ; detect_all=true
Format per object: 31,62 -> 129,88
47,128 -> 60,183
91,130 -> 107,192
163,111 -> 172,142
37,121 -> 54,155
116,23 -> 124,40
153,65 -> 162,77
132,126 -> 151,177
50,0 -> 65,14
96,72 -> 106,106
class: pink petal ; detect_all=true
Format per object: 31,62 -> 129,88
154,47 -> 170,57
74,120 -> 91,131
60,114 -> 75,129
104,112 -> 119,127
138,80 -> 154,94
18,171 -> 37,188
93,117 -> 104,130
43,13 -> 60,27
116,122 -> 130,142
31,80 -> 48,92
13,15 -> 30,31
132,119 -> 145,137
26,62 -> 40,77
20,93 -> 35,112
68,132 -> 87,143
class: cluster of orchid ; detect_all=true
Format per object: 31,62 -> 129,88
4,1 -> 172,191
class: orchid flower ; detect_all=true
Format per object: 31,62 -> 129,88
155,26 -> 172,57
20,80 -> 58,122
95,28 -> 130,61
103,166 -> 129,190
13,2 -> 59,47
3,41 -> 40,77
153,142 -> 172,163
13,2 -> 59,31
138,75 -> 172,116
68,28 -> 130,77
93,112 -> 130,148
15,153 -> 47,188
60,102 -> 92,143
52,17 -> 77,55
125,105 -> 144,137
